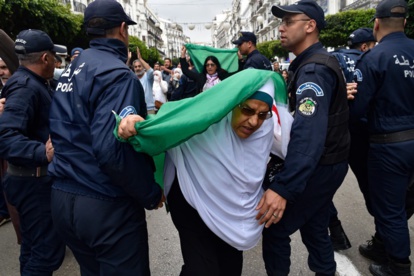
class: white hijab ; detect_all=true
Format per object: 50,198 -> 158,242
164,80 -> 275,250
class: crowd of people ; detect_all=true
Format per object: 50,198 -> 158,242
0,0 -> 413,275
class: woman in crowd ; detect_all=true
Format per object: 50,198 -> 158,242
116,71 -> 290,275
281,69 -> 288,83
180,46 -> 229,93
153,70 -> 168,110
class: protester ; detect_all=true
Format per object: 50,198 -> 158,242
232,31 -> 272,71
350,0 -> 414,275
281,69 -> 288,83
0,29 -> 66,274
161,57 -> 173,83
153,70 -> 168,110
116,70 -> 290,276
273,61 -> 281,73
48,0 -> 164,275
258,1 -> 349,275
133,47 -> 156,114
0,57 -> 11,227
70,47 -> 83,61
0,29 -> 22,244
171,57 -> 199,101
180,45 -> 229,93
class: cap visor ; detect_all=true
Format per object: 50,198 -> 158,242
126,16 -> 137,25
271,5 -> 304,18
53,45 -> 67,54
232,39 -> 242,45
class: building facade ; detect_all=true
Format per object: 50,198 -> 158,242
59,0 -> 189,59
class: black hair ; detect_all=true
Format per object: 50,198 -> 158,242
202,56 -> 222,75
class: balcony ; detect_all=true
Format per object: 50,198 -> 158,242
73,1 -> 86,13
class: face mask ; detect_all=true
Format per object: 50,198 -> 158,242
154,75 -> 160,82
174,73 -> 180,79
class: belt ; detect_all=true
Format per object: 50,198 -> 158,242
370,129 -> 414,144
7,163 -> 48,177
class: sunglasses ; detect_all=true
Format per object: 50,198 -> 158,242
238,104 -> 272,120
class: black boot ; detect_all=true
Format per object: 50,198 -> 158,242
369,260 -> 411,276
359,235 -> 387,264
329,220 -> 351,251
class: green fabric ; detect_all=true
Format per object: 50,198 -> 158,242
114,69 -> 287,157
185,43 -> 239,73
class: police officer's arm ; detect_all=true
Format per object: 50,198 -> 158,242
90,72 -> 162,210
0,86 -> 49,167
349,55 -> 378,123
257,64 -> 335,226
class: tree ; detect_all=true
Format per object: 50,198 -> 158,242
0,0 -> 83,46
257,40 -> 289,61
320,9 -> 375,48
128,36 -> 161,67
406,0 -> 414,38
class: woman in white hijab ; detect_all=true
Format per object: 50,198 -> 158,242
118,79 -> 278,276
152,70 -> 168,110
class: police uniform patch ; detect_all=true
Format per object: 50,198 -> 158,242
296,82 -> 324,97
298,97 -> 317,117
354,69 -> 363,82
119,106 -> 137,118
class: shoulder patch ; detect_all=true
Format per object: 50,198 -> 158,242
298,97 -> 317,117
119,106 -> 137,119
354,69 -> 363,82
296,82 -> 324,97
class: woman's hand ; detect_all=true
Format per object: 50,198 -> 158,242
181,45 -> 186,58
118,115 -> 144,140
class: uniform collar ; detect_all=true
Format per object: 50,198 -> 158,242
89,38 -> 128,63
378,31 -> 406,44
289,42 -> 325,73
18,66 -> 49,86
247,49 -> 260,59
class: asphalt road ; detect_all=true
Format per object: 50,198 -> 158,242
1,171 -> 414,276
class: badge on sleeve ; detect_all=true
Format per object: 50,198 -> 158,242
119,106 -> 137,118
296,82 -> 324,97
298,97 -> 317,117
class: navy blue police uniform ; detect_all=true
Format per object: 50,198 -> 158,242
332,29 -> 375,217
332,49 -> 363,83
350,31 -> 414,262
262,42 -> 349,275
0,67 -> 66,274
243,49 -> 273,70
49,37 -> 162,275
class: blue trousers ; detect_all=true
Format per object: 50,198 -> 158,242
262,161 -> 348,276
51,188 -> 150,276
3,174 -> 65,275
369,140 -> 414,260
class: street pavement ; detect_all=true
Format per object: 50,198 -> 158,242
1,170 -> 414,275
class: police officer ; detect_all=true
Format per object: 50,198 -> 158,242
232,31 -> 272,71
327,28 -> 376,252
48,0 -> 164,275
333,28 -> 376,84
256,1 -> 349,275
0,29 -> 66,274
350,0 -> 414,275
